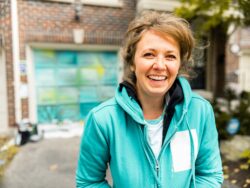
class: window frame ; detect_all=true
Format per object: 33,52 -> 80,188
137,0 -> 180,12
44,0 -> 123,8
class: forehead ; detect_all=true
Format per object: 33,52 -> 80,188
136,29 -> 180,52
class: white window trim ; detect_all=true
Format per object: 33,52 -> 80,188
238,49 -> 250,92
83,0 -> 122,7
137,0 -> 180,12
0,49 -> 9,133
11,0 -> 21,123
45,0 -> 123,8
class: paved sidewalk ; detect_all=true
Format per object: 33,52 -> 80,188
223,180 -> 241,188
0,128 -> 239,188
0,137 -> 81,188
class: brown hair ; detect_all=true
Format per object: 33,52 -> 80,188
121,10 -> 195,84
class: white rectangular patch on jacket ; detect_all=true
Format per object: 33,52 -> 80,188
170,129 -> 198,172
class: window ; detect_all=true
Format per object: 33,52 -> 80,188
82,0 -> 122,7
137,0 -> 180,12
44,0 -> 122,8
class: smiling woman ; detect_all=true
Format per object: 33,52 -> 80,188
132,30 -> 181,119
76,10 -> 223,188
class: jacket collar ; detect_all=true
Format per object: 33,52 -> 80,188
118,78 -> 184,112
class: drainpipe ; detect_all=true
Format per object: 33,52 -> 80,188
11,0 -> 21,124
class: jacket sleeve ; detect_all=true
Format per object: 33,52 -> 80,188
76,112 -> 111,188
193,104 -> 224,188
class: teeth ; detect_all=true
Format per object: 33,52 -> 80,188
148,75 -> 167,81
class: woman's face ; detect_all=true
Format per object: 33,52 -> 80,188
132,29 -> 180,100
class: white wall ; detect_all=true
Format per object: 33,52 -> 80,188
239,51 -> 250,92
0,49 -> 9,133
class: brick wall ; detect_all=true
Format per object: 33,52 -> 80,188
18,0 -> 136,58
0,0 -> 16,127
17,0 -> 136,121
240,27 -> 250,49
226,27 -> 250,84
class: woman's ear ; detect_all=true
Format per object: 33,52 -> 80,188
130,65 -> 135,72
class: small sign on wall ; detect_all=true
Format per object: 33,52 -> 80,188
20,60 -> 27,75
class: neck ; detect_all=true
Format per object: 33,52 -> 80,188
138,94 -> 165,120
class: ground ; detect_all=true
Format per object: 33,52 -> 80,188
0,135 -> 249,187
0,136 -> 19,177
223,156 -> 250,188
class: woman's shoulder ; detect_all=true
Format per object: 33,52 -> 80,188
92,97 -> 118,112
87,97 -> 123,123
83,97 -> 126,136
189,91 -> 213,111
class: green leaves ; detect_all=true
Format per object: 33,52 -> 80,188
174,0 -> 249,36
238,0 -> 250,25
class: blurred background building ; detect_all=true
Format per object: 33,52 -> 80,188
226,27 -> 250,91
0,0 -> 249,133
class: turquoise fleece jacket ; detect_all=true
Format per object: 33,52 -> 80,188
76,77 -> 223,188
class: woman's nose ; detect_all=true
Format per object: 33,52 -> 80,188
153,57 -> 166,70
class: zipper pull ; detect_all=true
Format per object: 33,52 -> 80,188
156,161 -> 159,177
156,161 -> 161,187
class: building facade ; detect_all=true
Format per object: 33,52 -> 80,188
1,0 -> 248,133
1,0 -> 138,130
18,0 -> 137,125
226,27 -> 250,92
0,0 -> 12,133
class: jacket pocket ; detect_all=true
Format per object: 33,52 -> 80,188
170,129 -> 198,172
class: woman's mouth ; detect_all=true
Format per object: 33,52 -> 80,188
148,75 -> 167,81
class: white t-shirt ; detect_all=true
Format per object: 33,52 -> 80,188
146,117 -> 163,159
145,94 -> 169,159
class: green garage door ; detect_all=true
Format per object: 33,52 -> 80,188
33,49 -> 118,123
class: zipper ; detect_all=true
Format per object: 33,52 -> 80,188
139,124 -> 161,187
156,160 -> 159,177
155,160 -> 161,188
140,122 -> 181,187
143,125 -> 159,167
144,125 -> 166,188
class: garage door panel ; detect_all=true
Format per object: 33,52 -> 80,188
34,49 -> 118,123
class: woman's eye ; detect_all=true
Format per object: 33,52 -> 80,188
166,55 -> 176,60
143,53 -> 154,58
